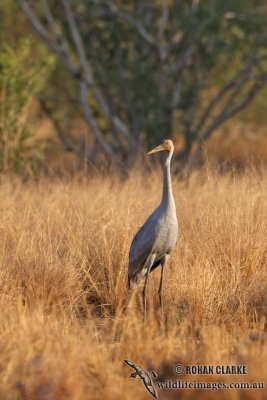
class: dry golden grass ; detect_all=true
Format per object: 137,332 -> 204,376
0,166 -> 266,400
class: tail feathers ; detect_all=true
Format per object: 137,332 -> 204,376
128,277 -> 141,290
128,267 -> 147,289
127,275 -> 132,289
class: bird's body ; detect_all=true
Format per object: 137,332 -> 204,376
128,139 -> 178,313
128,195 -> 177,287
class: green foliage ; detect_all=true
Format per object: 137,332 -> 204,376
13,0 -> 267,167
0,38 -> 55,176
65,0 -> 267,144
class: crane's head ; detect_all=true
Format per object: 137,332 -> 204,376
147,139 -> 174,155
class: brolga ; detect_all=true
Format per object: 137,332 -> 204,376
128,139 -> 178,316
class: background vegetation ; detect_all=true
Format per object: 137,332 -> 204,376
0,2 -> 267,399
1,0 -> 267,175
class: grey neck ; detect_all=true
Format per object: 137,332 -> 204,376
161,149 -> 174,207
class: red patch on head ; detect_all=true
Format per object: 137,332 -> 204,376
162,139 -> 173,152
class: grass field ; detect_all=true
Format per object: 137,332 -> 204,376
0,166 -> 266,400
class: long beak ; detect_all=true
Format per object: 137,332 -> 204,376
147,144 -> 164,155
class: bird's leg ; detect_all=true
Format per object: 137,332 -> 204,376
158,254 -> 169,311
142,254 -> 155,320
142,272 -> 149,319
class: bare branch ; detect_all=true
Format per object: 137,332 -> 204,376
193,53 -> 267,136
20,0 -> 132,147
79,81 -> 114,157
96,0 -> 156,46
61,0 -> 132,142
168,21 -> 206,76
18,0 -> 112,154
193,69 -> 249,135
40,0 -> 71,55
39,96 -> 96,162
184,69 -> 205,135
60,0 -> 92,83
221,74 -> 267,120
157,0 -> 169,63
158,0 -> 169,42
191,0 -> 200,13
187,72 -> 267,169
18,0 -> 79,77
169,45 -> 195,110
171,81 -> 181,111
40,0 -> 59,36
